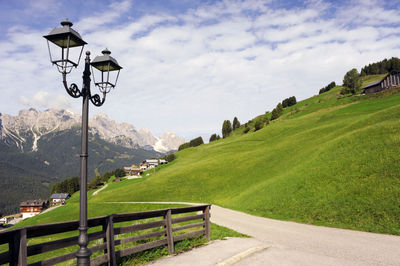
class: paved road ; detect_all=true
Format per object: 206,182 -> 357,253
210,205 -> 400,265
108,202 -> 400,265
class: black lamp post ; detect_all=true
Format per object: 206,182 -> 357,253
44,20 -> 122,265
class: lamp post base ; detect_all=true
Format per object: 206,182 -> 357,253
76,246 -> 92,265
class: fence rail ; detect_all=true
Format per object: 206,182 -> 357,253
0,204 -> 211,265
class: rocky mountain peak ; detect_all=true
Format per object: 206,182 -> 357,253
0,108 -> 185,153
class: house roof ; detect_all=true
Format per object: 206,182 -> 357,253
362,71 -> 400,90
20,200 -> 47,207
50,193 -> 70,199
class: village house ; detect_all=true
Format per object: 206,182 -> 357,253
19,200 -> 48,219
0,213 -> 21,225
139,158 -> 168,171
50,193 -> 70,205
123,167 -> 143,176
363,71 -> 400,94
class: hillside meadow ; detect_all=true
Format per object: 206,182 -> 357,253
92,83 -> 400,235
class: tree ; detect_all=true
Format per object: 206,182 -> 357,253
254,120 -> 263,131
178,142 -> 190,151
190,136 -> 204,147
209,134 -> 218,142
319,81 -> 336,94
222,120 -> 232,138
271,108 -> 279,120
288,96 -> 297,106
343,68 -> 362,94
114,168 -> 125,178
232,117 -> 241,130
276,103 -> 283,116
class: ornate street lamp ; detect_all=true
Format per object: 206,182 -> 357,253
44,20 -> 122,265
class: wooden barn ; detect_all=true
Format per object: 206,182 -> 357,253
363,71 -> 400,94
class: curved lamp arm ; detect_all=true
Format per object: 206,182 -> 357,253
89,92 -> 106,107
63,71 -> 107,107
63,72 -> 82,98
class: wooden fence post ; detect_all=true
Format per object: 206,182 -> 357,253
165,209 -> 174,253
204,205 -> 210,241
9,228 -> 27,266
106,215 -> 116,266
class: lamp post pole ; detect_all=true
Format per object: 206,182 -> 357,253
76,51 -> 92,265
44,20 -> 122,265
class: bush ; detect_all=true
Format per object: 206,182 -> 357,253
254,120 -> 263,131
114,168 -> 125,178
209,134 -> 218,142
319,81 -> 336,94
282,96 -> 297,107
190,137 -> 204,147
243,127 -> 250,133
166,153 -> 176,162
178,142 -> 190,151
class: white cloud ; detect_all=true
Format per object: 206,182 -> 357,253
19,91 -> 71,109
1,0 -> 400,139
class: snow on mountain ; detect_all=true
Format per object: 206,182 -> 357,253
0,109 -> 185,153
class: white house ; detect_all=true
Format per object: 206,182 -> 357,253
50,193 -> 70,205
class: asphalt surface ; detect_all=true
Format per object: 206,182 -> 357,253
146,203 -> 400,265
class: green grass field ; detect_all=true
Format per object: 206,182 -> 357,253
90,82 -> 400,235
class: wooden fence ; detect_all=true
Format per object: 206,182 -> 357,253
0,204 -> 211,265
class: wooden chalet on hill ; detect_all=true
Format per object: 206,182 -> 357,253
19,200 -> 48,219
363,71 -> 400,94
50,193 -> 70,205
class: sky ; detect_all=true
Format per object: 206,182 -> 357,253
0,0 -> 400,140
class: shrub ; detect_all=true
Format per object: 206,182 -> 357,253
254,120 -> 263,131
165,153 -> 176,162
178,142 -> 190,151
209,134 -> 218,142
243,127 -> 250,133
190,137 -> 204,147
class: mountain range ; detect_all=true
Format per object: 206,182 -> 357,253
0,108 -> 185,153
0,108 -> 185,215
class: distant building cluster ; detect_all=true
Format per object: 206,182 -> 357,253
123,158 -> 168,176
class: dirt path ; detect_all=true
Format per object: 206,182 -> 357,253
114,202 -> 400,265
93,184 -> 108,195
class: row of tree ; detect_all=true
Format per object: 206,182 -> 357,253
360,57 -> 400,76
178,136 -> 205,151
50,176 -> 80,195
319,81 -> 336,94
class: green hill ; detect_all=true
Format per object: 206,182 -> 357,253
90,77 -> 400,235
